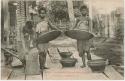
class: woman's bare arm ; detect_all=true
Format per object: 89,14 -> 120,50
72,18 -> 80,29
48,21 -> 60,30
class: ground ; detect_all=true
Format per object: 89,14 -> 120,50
1,36 -> 124,80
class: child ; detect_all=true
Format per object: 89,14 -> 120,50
23,21 -> 34,49
73,5 -> 92,68
35,7 -> 59,69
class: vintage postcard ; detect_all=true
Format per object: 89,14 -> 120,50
1,0 -> 124,80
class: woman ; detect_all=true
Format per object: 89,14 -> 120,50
73,5 -> 93,68
35,7 -> 59,69
23,21 -> 34,49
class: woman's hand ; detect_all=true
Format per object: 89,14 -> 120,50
36,24 -> 41,33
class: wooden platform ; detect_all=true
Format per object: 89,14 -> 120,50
43,67 -> 108,80
1,39 -> 124,80
2,66 -> 123,80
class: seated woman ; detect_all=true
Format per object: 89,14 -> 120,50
23,21 -> 34,49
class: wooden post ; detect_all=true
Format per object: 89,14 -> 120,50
88,0 -> 93,32
104,15 -> 108,37
1,0 -> 4,43
109,14 -> 115,38
105,15 -> 110,38
67,0 -> 75,26
107,15 -> 110,38
3,0 -> 10,47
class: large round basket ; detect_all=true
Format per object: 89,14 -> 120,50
36,30 -> 61,43
64,30 -> 94,40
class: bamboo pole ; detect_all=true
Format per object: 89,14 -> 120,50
66,0 -> 75,26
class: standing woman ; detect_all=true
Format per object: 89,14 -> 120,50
34,7 -> 59,69
73,5 -> 93,68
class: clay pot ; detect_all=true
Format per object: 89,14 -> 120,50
87,59 -> 106,73
60,58 -> 77,67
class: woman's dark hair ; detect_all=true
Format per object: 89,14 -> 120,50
80,5 -> 88,11
25,21 -> 33,29
38,7 -> 47,14
23,21 -> 34,35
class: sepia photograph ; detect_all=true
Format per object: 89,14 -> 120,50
1,0 -> 124,80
